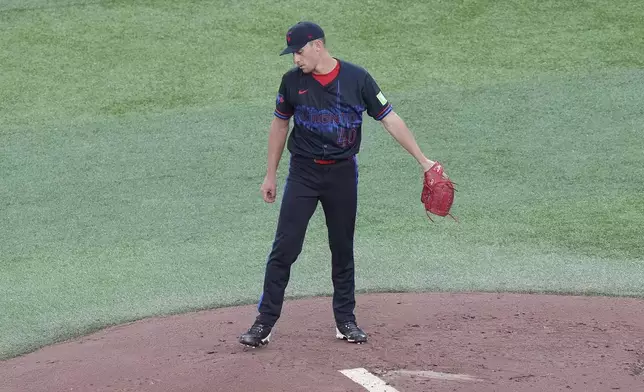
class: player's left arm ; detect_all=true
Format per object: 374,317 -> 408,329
362,71 -> 437,173
380,111 -> 436,173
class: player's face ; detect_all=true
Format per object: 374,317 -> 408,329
293,41 -> 320,73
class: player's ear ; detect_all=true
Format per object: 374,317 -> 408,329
313,39 -> 323,52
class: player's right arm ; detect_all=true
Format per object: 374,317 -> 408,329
261,117 -> 289,203
262,75 -> 294,203
265,117 -> 290,179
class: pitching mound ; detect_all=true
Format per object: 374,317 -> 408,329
2,292 -> 643,392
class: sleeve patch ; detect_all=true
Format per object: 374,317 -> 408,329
376,91 -> 387,105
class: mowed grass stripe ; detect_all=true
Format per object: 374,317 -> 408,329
1,0 -> 643,129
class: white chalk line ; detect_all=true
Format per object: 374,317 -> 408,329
383,369 -> 483,382
339,368 -> 400,392
339,367 -> 483,391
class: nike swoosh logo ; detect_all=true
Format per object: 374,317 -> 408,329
298,89 -> 308,94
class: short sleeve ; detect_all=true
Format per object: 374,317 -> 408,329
274,76 -> 294,120
362,72 -> 393,121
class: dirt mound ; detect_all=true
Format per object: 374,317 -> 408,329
2,292 -> 643,391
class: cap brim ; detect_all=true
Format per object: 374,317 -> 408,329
280,44 -> 303,56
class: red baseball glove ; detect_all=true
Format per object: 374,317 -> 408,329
421,162 -> 457,222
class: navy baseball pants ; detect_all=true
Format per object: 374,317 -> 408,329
256,153 -> 359,327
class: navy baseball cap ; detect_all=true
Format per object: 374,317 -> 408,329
280,21 -> 325,55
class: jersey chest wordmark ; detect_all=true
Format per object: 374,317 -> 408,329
292,81 -> 365,148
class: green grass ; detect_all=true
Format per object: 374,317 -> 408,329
1,0 -> 643,360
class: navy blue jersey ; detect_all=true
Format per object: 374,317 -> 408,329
274,59 -> 393,160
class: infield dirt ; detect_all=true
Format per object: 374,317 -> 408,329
2,292 -> 643,391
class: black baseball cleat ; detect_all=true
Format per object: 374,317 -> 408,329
239,322 -> 272,348
336,321 -> 368,344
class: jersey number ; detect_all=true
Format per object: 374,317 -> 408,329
337,128 -> 357,148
